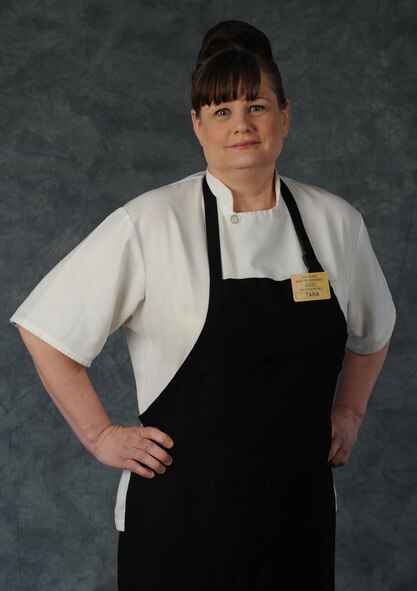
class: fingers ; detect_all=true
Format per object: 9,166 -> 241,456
328,434 -> 350,468
127,425 -> 174,478
125,458 -> 157,479
137,425 -> 174,465
328,434 -> 341,464
328,406 -> 361,469
132,436 -> 173,473
139,425 -> 174,450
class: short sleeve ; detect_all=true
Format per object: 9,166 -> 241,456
10,207 -> 145,366
346,217 -> 396,354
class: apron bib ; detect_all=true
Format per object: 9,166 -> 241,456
119,177 -> 348,591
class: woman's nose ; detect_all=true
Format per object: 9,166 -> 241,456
233,109 -> 253,132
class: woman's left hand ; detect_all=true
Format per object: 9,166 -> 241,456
328,404 -> 363,468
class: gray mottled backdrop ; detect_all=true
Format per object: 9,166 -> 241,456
1,0 -> 416,589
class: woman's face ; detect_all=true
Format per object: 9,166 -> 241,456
191,70 -> 290,180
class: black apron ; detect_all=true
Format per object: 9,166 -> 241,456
119,177 -> 348,591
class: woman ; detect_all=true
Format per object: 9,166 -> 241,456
11,20 -> 395,590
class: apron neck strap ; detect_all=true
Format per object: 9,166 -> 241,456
203,175 -> 223,293
279,179 -> 324,273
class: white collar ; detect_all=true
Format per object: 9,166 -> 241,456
205,168 -> 281,213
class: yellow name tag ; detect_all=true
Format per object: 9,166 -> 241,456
290,271 -> 331,302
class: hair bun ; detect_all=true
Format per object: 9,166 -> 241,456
196,20 -> 274,64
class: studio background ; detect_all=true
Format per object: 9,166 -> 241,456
1,0 -> 416,589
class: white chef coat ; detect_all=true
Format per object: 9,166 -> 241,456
10,169 -> 396,530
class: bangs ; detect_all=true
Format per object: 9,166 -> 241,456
192,51 -> 262,111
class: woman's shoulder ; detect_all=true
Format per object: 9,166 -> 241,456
280,176 -> 363,226
121,171 -> 206,221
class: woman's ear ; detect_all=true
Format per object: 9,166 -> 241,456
281,99 -> 291,138
191,109 -> 203,145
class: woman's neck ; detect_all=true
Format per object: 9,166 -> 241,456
208,166 -> 277,212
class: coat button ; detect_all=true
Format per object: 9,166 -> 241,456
230,214 -> 241,224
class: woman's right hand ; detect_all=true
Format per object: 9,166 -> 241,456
93,424 -> 174,478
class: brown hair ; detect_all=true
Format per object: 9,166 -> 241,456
191,20 -> 287,114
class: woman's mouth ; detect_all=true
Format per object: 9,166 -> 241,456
229,141 -> 260,149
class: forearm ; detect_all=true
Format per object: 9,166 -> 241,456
333,341 -> 390,419
16,325 -> 174,477
17,325 -> 111,455
327,341 -> 390,467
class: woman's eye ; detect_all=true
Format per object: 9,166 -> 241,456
215,108 -> 230,116
250,105 -> 265,112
